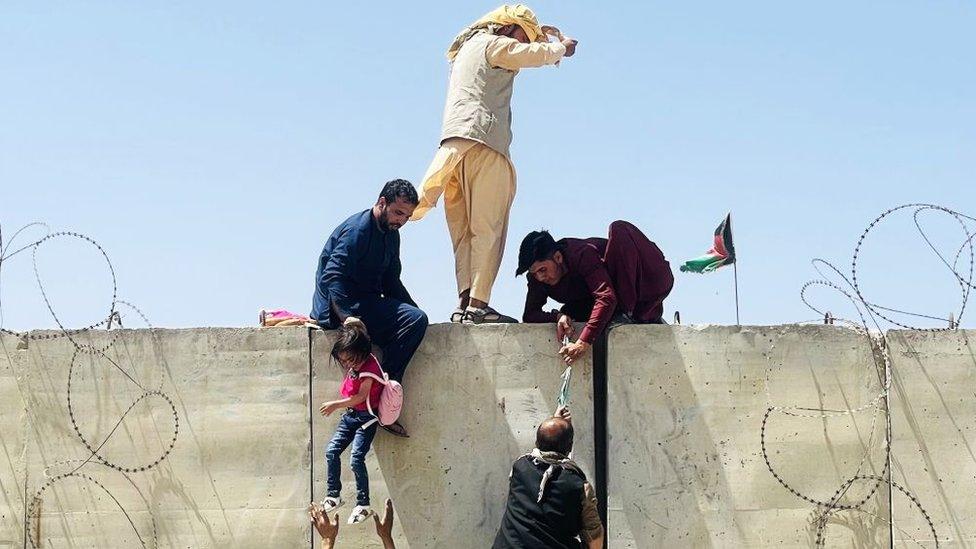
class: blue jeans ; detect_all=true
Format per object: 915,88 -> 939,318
325,409 -> 378,506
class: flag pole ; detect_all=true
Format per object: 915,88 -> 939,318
729,210 -> 740,326
733,260 -> 740,326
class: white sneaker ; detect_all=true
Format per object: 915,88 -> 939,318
347,505 -> 372,524
321,496 -> 343,513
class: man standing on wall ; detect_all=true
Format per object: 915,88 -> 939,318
311,179 -> 428,437
410,4 -> 578,324
518,221 -> 674,364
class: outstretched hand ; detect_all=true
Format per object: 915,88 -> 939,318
319,401 -> 341,417
556,314 -> 575,342
373,498 -> 396,548
559,340 -> 590,365
555,405 -> 573,424
309,502 -> 339,546
561,36 -> 579,57
344,316 -> 366,329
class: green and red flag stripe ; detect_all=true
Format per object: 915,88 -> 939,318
680,213 -> 736,273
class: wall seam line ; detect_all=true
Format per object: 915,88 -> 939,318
308,327 -> 315,549
594,330 -> 609,549
885,330 -> 894,549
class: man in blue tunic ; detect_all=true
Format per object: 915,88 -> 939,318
311,179 -> 428,437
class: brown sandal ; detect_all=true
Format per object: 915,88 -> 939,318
462,306 -> 518,324
381,421 -> 409,438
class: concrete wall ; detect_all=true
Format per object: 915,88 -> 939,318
607,325 -> 891,548
1,325 -> 973,548
888,330 -> 976,547
1,333 -> 29,546
1,324 -> 592,549
311,324 -> 594,548
2,328 -> 311,548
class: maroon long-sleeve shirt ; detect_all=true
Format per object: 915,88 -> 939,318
523,238 -> 617,344
522,221 -> 674,344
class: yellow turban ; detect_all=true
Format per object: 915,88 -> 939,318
446,4 -> 547,61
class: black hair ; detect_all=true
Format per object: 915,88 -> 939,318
536,418 -> 574,455
331,321 -> 371,368
516,230 -> 565,276
378,179 -> 419,206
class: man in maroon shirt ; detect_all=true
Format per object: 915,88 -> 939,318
517,221 -> 674,363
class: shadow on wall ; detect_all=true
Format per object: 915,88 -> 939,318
0,334 -> 29,547
140,330 -> 224,548
607,325 -> 730,547
312,323 -> 596,548
20,330 -> 181,547
16,327 -> 311,548
377,325 -> 526,545
9,324 -> 974,548
889,330 -> 976,547
608,325 -> 890,548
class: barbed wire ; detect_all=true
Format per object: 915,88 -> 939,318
6,204 -> 972,545
762,204 -> 976,546
1,221 -> 178,548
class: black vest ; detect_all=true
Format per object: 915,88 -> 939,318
492,456 -> 586,549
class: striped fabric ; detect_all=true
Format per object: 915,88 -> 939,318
680,213 -> 736,273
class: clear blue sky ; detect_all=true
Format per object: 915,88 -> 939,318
2,1 -> 974,330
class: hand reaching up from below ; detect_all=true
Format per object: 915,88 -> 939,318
309,502 -> 339,548
373,498 -> 396,548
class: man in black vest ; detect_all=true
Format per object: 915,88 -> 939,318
493,407 -> 604,549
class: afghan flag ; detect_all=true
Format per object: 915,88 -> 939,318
680,213 -> 736,273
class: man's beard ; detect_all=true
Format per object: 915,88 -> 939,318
378,207 -> 400,231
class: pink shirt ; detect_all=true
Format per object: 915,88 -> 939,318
340,355 -> 384,412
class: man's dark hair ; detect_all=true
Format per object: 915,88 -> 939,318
379,179 -> 419,206
516,230 -> 564,276
536,417 -> 574,455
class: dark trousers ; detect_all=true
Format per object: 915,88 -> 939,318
326,409 -> 378,506
356,295 -> 428,382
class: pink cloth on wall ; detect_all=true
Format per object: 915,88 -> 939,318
259,308 -> 311,327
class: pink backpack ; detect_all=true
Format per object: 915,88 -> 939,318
358,354 -> 403,428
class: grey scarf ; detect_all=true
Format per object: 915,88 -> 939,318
526,448 -> 583,503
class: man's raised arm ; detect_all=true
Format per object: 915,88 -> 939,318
486,35 -> 575,71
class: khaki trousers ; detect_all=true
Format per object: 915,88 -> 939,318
414,138 -> 516,304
